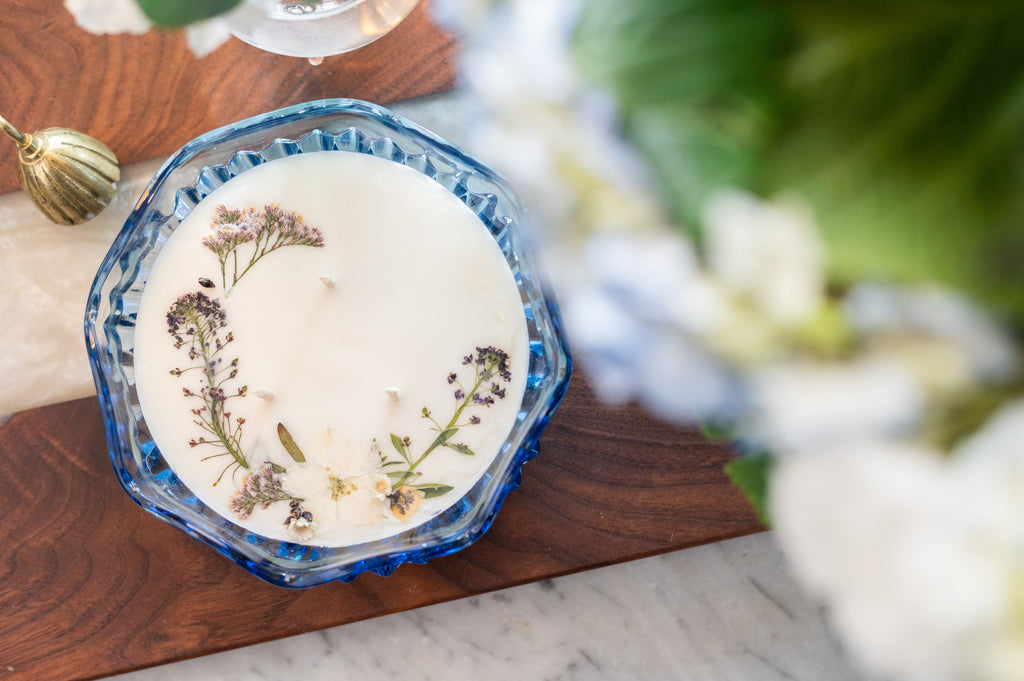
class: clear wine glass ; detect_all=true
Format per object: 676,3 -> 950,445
225,0 -> 422,61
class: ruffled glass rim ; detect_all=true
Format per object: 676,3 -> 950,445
84,99 -> 571,587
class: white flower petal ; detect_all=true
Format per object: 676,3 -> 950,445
772,430 -> 1024,681
746,357 -> 924,453
184,18 -> 233,58
64,0 -> 151,34
703,189 -> 824,325
845,283 -> 1018,384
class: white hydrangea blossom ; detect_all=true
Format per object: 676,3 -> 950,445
64,0 -> 150,34
438,4 -> 1024,678
744,357 -> 924,453
703,188 -> 825,326
182,18 -> 234,58
771,404 -> 1024,681
844,282 -> 1019,395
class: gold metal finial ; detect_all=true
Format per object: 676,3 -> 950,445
0,115 -> 120,226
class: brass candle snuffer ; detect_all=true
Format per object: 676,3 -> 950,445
0,114 -> 120,226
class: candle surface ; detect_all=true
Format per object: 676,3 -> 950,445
134,151 -> 528,546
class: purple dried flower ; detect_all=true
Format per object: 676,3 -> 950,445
167,290 -> 247,471
229,462 -> 297,519
204,203 -> 326,289
386,346 -> 513,491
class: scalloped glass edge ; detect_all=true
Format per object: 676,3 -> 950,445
84,99 -> 572,588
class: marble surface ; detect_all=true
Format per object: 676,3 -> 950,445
102,533 -> 865,681
0,92 -> 866,681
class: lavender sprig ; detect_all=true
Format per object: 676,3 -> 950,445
203,204 -> 326,290
386,346 -> 512,490
167,291 -> 248,476
229,463 -> 300,519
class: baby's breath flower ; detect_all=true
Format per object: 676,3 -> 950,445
167,291 -> 247,473
204,203 -> 326,289
229,463 -> 296,519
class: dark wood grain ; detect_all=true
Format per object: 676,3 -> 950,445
0,0 -> 457,196
0,373 -> 760,681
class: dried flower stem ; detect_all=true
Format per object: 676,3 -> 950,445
167,292 -> 248,474
388,347 -> 512,489
203,204 -> 326,291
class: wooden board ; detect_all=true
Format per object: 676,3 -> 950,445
0,0 -> 457,196
0,373 -> 760,681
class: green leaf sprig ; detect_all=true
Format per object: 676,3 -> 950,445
384,346 -> 513,494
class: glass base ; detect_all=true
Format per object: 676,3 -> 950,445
226,0 -> 421,59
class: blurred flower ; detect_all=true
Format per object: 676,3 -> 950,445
64,0 -> 150,34
438,0 -> 1024,678
63,0 -> 238,57
771,403 -> 1024,681
845,283 -> 1019,395
558,230 -> 740,420
703,189 -> 824,327
745,358 -> 923,454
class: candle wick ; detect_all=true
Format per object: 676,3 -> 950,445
319,275 -> 335,288
255,389 -> 275,401
385,387 -> 401,401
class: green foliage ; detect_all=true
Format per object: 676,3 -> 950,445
574,0 -> 1024,323
136,0 -> 243,28
390,433 -> 411,464
772,0 -> 1024,322
574,0 -> 791,232
414,484 -> 455,499
724,455 -> 774,525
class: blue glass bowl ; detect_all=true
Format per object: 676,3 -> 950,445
85,99 -> 571,588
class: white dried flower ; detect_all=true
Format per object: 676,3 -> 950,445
284,511 -> 317,542
278,430 -> 391,539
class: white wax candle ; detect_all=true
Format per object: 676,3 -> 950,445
134,152 -> 528,547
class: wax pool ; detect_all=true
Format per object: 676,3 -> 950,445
133,151 -> 528,547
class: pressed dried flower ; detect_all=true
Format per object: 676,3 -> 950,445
167,291 -> 247,473
384,346 -> 513,493
389,485 -> 424,521
203,203 -> 326,289
229,463 -> 297,519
